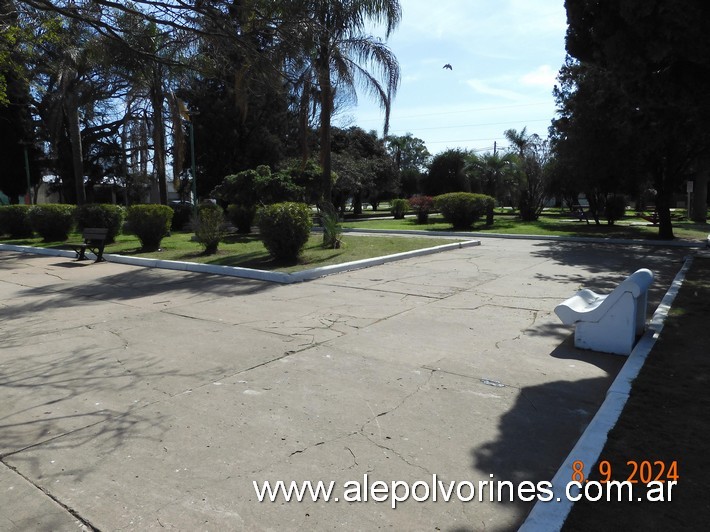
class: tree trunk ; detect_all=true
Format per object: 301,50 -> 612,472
656,187 -> 675,240
65,93 -> 86,205
317,36 -> 333,206
691,156 -> 708,223
151,72 -> 168,205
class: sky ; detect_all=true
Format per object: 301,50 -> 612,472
334,0 -> 569,156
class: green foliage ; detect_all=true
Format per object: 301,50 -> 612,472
226,204 -> 256,233
390,198 -> 409,219
212,165 -> 304,207
125,204 -> 173,251
0,205 -> 32,238
424,148 -> 473,196
604,195 -> 627,225
319,206 -> 342,249
170,204 -> 193,231
256,202 -> 312,261
435,192 -> 494,230
74,204 -> 124,243
408,195 -> 434,224
27,204 -> 75,241
193,203 -> 226,254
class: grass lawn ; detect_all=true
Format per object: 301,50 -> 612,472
562,255 -> 710,530
1,231 -> 463,273
342,210 -> 710,241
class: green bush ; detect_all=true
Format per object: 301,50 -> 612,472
435,192 -> 494,230
28,204 -> 75,241
74,204 -> 124,243
170,203 -> 193,231
193,203 -> 226,254
319,206 -> 342,249
0,205 -> 32,238
604,195 -> 627,225
256,202 -> 312,261
390,198 -> 409,219
125,204 -> 173,251
226,203 -> 256,233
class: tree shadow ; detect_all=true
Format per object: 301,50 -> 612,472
0,344 -> 208,481
529,241 -> 687,306
471,374 -> 619,530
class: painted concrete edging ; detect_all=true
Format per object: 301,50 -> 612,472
0,239 -> 480,284
342,227 -> 705,248
519,254 -> 694,532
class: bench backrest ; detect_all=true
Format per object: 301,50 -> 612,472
83,227 -> 108,242
555,268 -> 654,326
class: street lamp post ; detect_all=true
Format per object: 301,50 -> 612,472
20,141 -> 32,205
189,119 -> 197,213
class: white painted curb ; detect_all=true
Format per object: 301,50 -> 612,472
342,228 -> 705,248
0,239 -> 480,284
519,255 -> 694,532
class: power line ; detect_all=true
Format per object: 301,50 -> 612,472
389,118 -> 550,132
355,101 -> 552,123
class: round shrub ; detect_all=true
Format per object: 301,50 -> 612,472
0,205 -> 33,238
408,195 -> 434,224
28,204 -> 75,241
193,203 -> 226,255
390,198 -> 409,219
75,204 -> 124,243
256,202 -> 312,261
125,204 -> 173,251
226,203 -> 256,233
434,192 -> 494,230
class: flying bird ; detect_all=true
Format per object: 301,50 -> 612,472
443,64 -> 453,70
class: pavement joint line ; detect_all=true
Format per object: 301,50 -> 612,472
519,253 -> 695,532
1,459 -> 97,531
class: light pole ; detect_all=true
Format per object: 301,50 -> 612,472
20,141 -> 32,205
189,118 -> 197,213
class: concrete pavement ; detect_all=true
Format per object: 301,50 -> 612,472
0,239 -> 688,531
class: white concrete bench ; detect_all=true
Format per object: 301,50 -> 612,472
554,268 -> 654,355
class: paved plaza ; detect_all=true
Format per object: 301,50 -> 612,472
0,238 -> 688,531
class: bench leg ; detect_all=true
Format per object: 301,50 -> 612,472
94,245 -> 106,263
76,245 -> 88,260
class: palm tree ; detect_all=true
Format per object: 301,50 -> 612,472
467,151 -> 517,205
284,1 -> 401,205
504,127 -> 530,159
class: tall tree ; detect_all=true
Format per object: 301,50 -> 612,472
282,0 -> 401,205
563,0 -> 710,236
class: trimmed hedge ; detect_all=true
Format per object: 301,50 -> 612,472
390,198 -> 409,219
75,204 -> 124,243
193,203 -> 226,254
28,204 -> 76,241
256,202 -> 312,261
408,195 -> 434,224
125,204 -> 173,251
0,205 -> 32,238
434,192 -> 495,230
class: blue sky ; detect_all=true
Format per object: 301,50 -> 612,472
335,0 -> 568,155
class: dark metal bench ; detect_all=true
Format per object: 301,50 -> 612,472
68,227 -> 108,262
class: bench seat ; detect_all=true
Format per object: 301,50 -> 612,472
554,269 -> 654,355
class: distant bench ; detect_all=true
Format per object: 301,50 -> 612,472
68,227 -> 108,263
554,268 -> 654,355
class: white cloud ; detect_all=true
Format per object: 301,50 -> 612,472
466,79 -> 526,101
520,65 -> 558,88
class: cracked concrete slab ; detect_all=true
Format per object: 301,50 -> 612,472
0,239 -> 688,531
